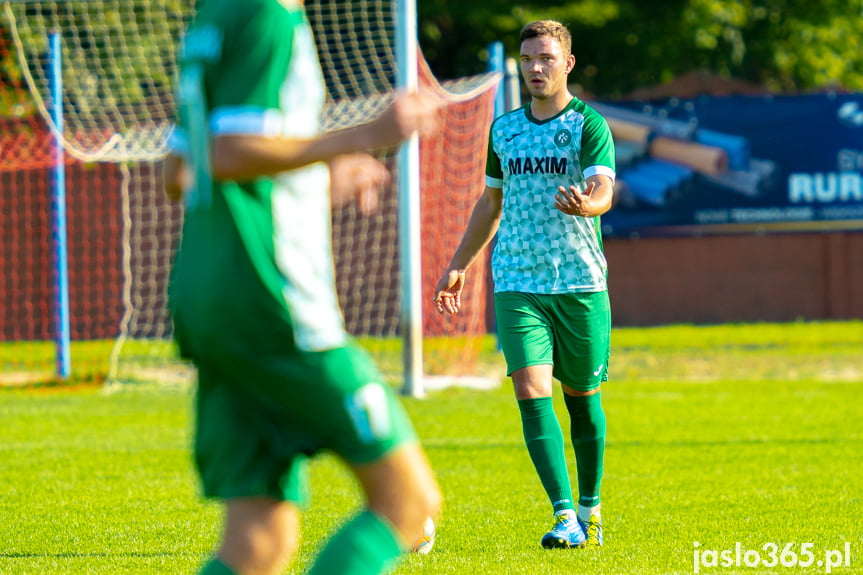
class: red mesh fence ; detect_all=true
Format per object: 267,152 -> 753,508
1,41 -> 498,380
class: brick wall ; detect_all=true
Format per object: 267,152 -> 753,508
604,232 -> 863,325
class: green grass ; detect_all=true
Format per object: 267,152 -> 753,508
1,322 -> 861,574
0,335 -> 501,386
0,339 -> 183,385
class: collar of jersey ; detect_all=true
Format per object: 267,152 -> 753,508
525,97 -> 579,125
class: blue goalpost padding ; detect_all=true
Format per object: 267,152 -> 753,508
49,31 -> 71,379
487,41 -> 505,118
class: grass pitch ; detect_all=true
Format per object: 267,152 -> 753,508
0,322 -> 861,574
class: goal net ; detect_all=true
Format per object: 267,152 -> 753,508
0,0 -> 501,388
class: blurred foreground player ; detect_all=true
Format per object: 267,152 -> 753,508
166,1 -> 442,573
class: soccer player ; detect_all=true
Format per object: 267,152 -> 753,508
434,19 -> 615,549
164,1 -> 442,574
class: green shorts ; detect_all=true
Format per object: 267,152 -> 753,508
193,342 -> 417,504
494,290 -> 611,391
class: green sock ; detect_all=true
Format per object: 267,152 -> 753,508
563,391 -> 606,508
517,397 -> 575,513
307,509 -> 404,575
199,558 -> 236,575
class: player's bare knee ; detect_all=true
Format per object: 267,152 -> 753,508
421,471 -> 443,520
406,453 -> 441,521
359,445 -> 440,535
368,473 -> 438,520
246,524 -> 296,572
405,477 -> 441,526
221,499 -> 298,572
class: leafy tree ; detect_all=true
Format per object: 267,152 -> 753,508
0,0 -> 189,118
418,0 -> 863,96
2,0 -> 861,118
682,0 -> 863,92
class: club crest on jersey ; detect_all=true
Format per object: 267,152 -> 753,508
554,129 -> 573,148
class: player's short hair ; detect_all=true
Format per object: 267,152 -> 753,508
520,20 -> 572,57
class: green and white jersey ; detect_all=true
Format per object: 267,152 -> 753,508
486,98 -> 615,294
171,0 -> 345,355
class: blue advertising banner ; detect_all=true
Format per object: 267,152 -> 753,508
597,93 -> 863,237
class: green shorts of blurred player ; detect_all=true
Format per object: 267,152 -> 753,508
194,343 -> 417,502
180,327 -> 439,575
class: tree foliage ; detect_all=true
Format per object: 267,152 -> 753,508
418,0 -> 863,96
0,0 -> 190,118
1,0 -> 861,118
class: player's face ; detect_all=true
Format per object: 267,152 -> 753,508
519,36 -> 574,100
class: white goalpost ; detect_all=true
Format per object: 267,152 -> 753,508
395,0 -> 423,397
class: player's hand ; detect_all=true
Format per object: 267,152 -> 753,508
329,153 -> 391,215
163,154 -> 192,203
554,181 -> 596,217
434,269 -> 466,314
368,90 -> 444,149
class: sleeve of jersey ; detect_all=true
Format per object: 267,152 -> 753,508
485,125 -> 504,189
580,108 -> 616,183
206,3 -> 297,138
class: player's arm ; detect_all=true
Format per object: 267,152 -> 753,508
555,106 -> 616,217
211,92 -> 440,182
166,140 -> 393,214
446,185 -> 503,271
162,153 -> 191,203
434,185 -> 503,315
162,122 -> 193,202
328,152 -> 391,216
553,173 -> 614,217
